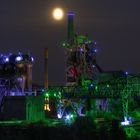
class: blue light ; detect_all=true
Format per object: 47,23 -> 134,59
94,49 -> 98,53
121,120 -> 130,126
66,115 -> 70,120
64,114 -> 75,124
8,53 -> 12,56
57,113 -> 62,119
90,83 -> 94,87
18,52 -> 22,55
5,57 -> 9,62
126,72 -> 128,75
125,71 -> 128,75
91,48 -> 98,53
3,56 -> 9,63
121,116 -> 130,126
89,83 -> 94,90
67,11 -> 75,16
31,57 -> 34,62
128,117 -> 133,123
16,56 -> 23,62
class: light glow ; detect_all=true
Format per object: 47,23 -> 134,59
121,117 -> 131,126
121,120 -> 130,126
52,8 -> 64,20
16,56 -> 23,62
5,57 -> 9,62
57,113 -> 62,119
66,115 -> 70,120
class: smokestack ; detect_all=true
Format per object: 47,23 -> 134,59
44,48 -> 48,89
67,11 -> 75,40
26,64 -> 32,91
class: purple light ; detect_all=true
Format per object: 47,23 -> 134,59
94,49 -> 98,53
125,71 -> 128,75
67,11 -> 75,16
16,56 -> 23,62
31,57 -> 34,62
17,77 -> 23,82
68,13 -> 75,16
18,52 -> 22,55
8,53 -> 12,56
80,48 -> 84,52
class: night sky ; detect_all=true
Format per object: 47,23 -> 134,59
0,0 -> 140,86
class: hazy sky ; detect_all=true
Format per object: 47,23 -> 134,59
0,0 -> 140,86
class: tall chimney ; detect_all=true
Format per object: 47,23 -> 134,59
44,48 -> 48,89
26,63 -> 33,91
67,11 -> 75,40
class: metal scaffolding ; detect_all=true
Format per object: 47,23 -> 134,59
44,74 -> 140,120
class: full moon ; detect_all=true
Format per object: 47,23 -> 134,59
52,8 -> 64,20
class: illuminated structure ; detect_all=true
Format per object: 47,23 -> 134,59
43,12 -> 140,125
0,53 -> 46,122
0,52 -> 33,96
0,10 -> 139,140
0,12 -> 139,133
62,12 -> 102,86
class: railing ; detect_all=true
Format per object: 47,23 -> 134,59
45,82 -> 140,98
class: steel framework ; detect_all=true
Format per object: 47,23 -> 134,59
44,74 -> 140,120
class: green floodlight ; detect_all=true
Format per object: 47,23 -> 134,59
95,86 -> 98,90
45,92 -> 49,97
107,84 -> 110,88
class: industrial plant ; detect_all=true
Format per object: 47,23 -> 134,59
0,12 -> 139,139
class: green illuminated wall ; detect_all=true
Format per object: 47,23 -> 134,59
26,95 -> 45,122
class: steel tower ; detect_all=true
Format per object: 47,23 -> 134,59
61,12 -> 101,87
